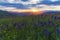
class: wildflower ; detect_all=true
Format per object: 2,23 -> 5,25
44,29 -> 49,37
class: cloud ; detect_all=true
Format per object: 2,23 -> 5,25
35,4 -> 60,11
19,0 -> 41,5
0,5 -> 17,11
0,0 -> 60,13
0,5 -> 60,13
6,0 -> 14,3
0,0 -> 60,6
50,0 -> 59,2
0,0 -> 41,5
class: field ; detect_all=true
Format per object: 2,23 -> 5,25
0,13 -> 60,40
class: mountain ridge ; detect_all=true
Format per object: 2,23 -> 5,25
0,10 -> 60,18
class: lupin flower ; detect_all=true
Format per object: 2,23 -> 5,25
20,22 -> 26,27
33,24 -> 37,29
38,21 -> 44,26
44,29 -> 49,37
47,19 -> 52,26
57,16 -> 60,20
13,22 -> 17,27
56,28 -> 60,35
53,15 -> 57,19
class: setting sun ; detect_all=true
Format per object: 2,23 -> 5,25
7,8 -> 43,15
31,9 -> 39,12
30,9 -> 43,15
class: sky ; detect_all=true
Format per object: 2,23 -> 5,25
0,0 -> 60,12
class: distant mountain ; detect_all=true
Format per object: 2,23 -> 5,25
0,10 -> 32,18
42,11 -> 60,14
0,10 -> 60,18
0,10 -> 18,18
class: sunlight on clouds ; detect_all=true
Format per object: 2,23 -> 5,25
35,5 -> 60,11
0,0 -> 60,4
0,0 -> 14,3
0,5 -> 17,11
50,0 -> 59,2
0,5 -> 60,13
0,0 -> 60,15
18,0 -> 41,5
0,0 -> 41,5
7,0 -> 14,3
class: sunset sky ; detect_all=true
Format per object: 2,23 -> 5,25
0,0 -> 60,12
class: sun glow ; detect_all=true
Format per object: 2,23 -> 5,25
4,7 -> 43,15
30,9 -> 43,15
31,9 -> 40,12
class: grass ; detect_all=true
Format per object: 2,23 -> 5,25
0,14 -> 60,40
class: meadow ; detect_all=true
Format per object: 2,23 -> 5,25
0,13 -> 60,40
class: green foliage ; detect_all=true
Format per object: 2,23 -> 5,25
0,14 -> 60,40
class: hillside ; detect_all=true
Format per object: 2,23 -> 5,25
0,10 -> 60,40
0,10 -> 33,18
0,10 -> 18,18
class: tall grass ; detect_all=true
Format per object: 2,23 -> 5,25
0,14 -> 60,40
